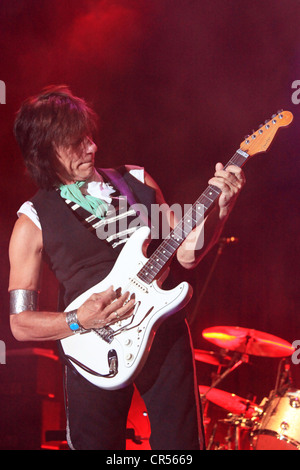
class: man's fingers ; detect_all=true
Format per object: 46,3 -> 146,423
215,162 -> 224,172
209,164 -> 245,193
105,292 -> 135,316
78,288 -> 136,329
90,286 -> 116,304
106,295 -> 136,325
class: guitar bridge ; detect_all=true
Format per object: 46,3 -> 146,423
93,326 -> 114,344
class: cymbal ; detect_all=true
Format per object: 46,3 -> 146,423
199,385 -> 259,416
194,349 -> 231,366
202,326 -> 295,358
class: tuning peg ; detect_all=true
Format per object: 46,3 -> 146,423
264,119 -> 269,124
277,109 -> 284,119
258,124 -> 263,129
271,114 -> 277,119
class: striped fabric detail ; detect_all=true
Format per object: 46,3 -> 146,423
64,194 -> 141,249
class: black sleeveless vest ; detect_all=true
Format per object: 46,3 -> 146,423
31,169 -> 156,309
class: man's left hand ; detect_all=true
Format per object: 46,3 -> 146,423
208,162 -> 246,220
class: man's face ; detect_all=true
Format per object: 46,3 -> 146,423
54,136 -> 97,185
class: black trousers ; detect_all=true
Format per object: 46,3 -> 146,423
64,317 -> 204,450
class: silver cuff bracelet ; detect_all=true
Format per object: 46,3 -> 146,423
9,289 -> 39,314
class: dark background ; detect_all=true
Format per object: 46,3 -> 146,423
0,0 -> 299,438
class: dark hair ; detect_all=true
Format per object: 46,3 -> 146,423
14,85 -> 98,189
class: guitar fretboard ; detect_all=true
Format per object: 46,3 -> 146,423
137,149 -> 249,285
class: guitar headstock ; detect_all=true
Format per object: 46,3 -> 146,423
240,111 -> 293,157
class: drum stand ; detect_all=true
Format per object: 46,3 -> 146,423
202,352 -> 249,400
220,414 -> 255,450
224,416 -> 240,450
202,353 -> 251,450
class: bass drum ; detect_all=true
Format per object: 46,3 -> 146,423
252,389 -> 300,450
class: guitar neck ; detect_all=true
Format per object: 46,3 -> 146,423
137,149 -> 250,284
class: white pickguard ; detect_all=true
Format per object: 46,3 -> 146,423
60,226 -> 193,390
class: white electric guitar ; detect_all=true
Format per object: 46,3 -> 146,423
60,111 -> 293,390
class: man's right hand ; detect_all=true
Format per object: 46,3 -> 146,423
77,286 -> 135,330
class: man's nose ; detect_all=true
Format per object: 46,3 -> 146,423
85,137 -> 97,153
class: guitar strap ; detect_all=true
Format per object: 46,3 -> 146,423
100,167 -> 150,227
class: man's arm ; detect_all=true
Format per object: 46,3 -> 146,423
143,163 -> 245,269
8,215 -> 134,342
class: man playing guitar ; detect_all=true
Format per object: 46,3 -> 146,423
8,86 -> 245,450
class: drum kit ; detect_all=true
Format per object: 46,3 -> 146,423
196,325 -> 299,450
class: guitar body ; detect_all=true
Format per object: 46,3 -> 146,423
60,226 -> 193,390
